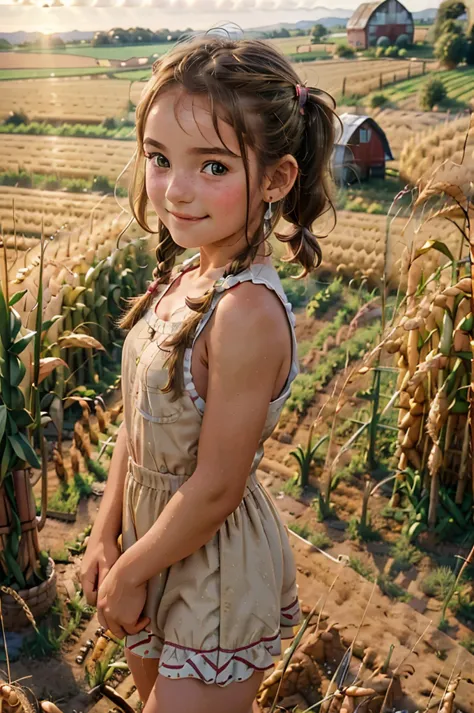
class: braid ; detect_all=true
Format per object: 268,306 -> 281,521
161,238 -> 259,400
116,222 -> 184,331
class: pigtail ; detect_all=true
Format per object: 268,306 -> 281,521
116,223 -> 184,331
161,237 -> 260,400
276,88 -> 339,278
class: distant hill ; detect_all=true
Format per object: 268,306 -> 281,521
0,30 -> 94,45
413,8 -> 439,21
249,6 -> 439,32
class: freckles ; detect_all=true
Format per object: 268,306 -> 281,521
145,170 -> 164,198
212,183 -> 246,213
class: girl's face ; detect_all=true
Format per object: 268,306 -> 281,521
142,86 -> 264,251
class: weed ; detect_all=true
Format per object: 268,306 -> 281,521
460,636 -> 474,655
308,532 -> 332,549
348,515 -> 381,542
288,522 -> 312,539
389,536 -> 423,574
86,457 -> 108,481
381,505 -> 405,523
376,574 -> 410,602
420,567 -> 456,600
449,592 -> 474,624
349,556 -> 375,581
282,477 -> 301,499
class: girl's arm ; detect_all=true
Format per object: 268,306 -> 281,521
114,282 -> 289,587
91,419 -> 129,541
81,420 -> 130,604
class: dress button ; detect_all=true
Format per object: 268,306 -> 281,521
159,465 -> 167,473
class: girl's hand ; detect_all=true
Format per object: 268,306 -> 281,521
96,559 -> 150,640
80,532 -> 122,607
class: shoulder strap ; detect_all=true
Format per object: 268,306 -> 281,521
192,263 -> 299,378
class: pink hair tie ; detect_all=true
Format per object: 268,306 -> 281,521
146,279 -> 160,295
295,84 -> 308,115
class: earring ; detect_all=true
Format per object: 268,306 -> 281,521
264,197 -> 273,223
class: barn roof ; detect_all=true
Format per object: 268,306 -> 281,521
336,113 -> 394,160
347,1 -> 382,30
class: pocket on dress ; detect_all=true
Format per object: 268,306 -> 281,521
134,343 -> 183,424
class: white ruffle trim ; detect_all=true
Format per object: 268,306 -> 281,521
158,633 -> 280,686
183,347 -> 206,414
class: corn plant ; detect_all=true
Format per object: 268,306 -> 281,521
289,422 -> 328,491
388,152 -> 473,533
0,241 -> 47,588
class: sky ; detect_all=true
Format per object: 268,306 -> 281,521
1,0 -> 441,34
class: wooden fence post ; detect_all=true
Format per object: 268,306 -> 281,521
342,76 -> 346,96
379,72 -> 383,89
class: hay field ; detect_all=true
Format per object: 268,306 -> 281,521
400,113 -> 473,184
413,26 -> 430,42
297,58 -> 435,98
0,60 -> 435,124
0,77 -> 135,123
23,42 -> 170,60
0,52 -> 99,69
371,108 -> 461,169
0,186 -> 130,236
313,208 -> 463,285
267,35 -> 314,54
0,134 -> 136,181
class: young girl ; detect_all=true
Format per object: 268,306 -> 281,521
81,33 -> 337,713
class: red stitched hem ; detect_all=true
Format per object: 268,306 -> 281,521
163,631 -> 279,655
126,634 -> 153,651
159,658 -> 275,675
280,597 -> 299,612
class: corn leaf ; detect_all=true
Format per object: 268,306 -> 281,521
8,290 -> 27,307
9,330 -> 37,356
0,405 -> 7,441
8,432 -> 41,469
38,357 -> 69,384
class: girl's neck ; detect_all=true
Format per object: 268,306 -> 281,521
196,246 -> 271,279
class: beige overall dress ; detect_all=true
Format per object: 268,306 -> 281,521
121,253 -> 301,686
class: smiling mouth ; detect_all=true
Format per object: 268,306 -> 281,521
168,211 -> 207,222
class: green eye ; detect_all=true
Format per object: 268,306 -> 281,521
154,153 -> 169,168
203,162 -> 228,176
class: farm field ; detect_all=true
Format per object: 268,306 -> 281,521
0,186 -> 134,236
0,134 -> 136,181
366,66 -> 474,109
312,208 -> 462,285
0,52 -> 98,69
400,112 -> 474,183
0,59 -> 436,123
0,67 -> 125,81
298,57 -> 435,98
371,107 -> 461,169
124,58 -> 436,102
0,77 -> 138,122
11,42 -> 171,60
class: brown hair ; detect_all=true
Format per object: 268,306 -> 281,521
117,33 -> 338,398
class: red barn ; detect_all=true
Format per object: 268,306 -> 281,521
332,113 -> 394,184
347,0 -> 414,49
